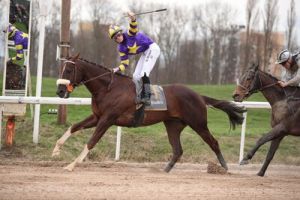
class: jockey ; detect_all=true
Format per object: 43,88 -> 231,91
275,49 -> 300,87
3,23 -> 28,64
108,11 -> 161,106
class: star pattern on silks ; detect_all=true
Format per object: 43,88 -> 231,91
128,42 -> 140,54
21,32 -> 28,39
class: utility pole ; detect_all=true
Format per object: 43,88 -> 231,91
58,0 -> 71,124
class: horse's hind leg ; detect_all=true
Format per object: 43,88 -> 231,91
192,124 -> 228,170
52,114 -> 98,157
163,119 -> 186,173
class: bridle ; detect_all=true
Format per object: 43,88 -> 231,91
238,69 -> 300,114
237,70 -> 278,97
255,72 -> 278,91
56,60 -> 114,92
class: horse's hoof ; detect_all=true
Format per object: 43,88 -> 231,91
164,165 -> 172,173
52,144 -> 61,157
51,150 -> 60,157
220,162 -> 228,171
240,159 -> 249,165
64,163 -> 75,172
257,171 -> 265,177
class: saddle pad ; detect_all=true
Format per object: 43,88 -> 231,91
145,85 -> 167,111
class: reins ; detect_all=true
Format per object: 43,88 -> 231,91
246,70 -> 279,94
61,60 -> 115,91
80,71 -> 114,91
257,73 -> 278,91
256,71 -> 298,114
236,71 -> 277,96
238,68 -> 300,115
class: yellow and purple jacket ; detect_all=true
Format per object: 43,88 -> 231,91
8,26 -> 28,61
117,20 -> 153,71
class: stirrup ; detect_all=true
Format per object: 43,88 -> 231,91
140,98 -> 151,106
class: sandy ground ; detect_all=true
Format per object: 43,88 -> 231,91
0,160 -> 300,200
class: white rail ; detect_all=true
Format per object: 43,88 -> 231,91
0,96 -> 91,105
0,96 -> 271,163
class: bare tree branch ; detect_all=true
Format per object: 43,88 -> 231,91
286,0 -> 296,51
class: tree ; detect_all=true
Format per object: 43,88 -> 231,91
199,1 -> 237,84
262,0 -> 278,71
221,25 -> 244,84
286,0 -> 297,51
44,1 -> 60,77
241,0 -> 259,73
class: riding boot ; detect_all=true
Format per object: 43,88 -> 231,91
141,74 -> 151,106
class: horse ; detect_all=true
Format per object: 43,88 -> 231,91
53,54 -> 245,172
232,64 -> 300,176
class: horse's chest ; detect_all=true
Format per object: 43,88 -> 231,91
272,100 -> 289,124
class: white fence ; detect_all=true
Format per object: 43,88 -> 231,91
0,96 -> 271,162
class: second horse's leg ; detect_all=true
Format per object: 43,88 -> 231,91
52,114 -> 98,157
240,124 -> 286,165
257,136 -> 284,176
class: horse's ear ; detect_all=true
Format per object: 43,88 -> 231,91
72,53 -> 80,61
255,59 -> 260,71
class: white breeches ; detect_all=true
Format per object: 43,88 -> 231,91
133,43 -> 160,81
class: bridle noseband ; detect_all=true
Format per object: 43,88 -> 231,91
56,60 -> 114,92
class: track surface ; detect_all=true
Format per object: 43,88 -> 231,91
0,161 -> 300,200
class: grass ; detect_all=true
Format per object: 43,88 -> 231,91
0,76 -> 299,166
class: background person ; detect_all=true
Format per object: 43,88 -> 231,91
3,23 -> 28,65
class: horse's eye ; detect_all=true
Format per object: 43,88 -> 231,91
66,68 -> 72,73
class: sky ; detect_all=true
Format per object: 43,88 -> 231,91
0,0 -> 300,58
113,0 -> 300,44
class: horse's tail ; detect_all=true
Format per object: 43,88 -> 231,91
202,96 -> 246,130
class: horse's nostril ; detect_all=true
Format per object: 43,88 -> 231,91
56,90 -> 65,98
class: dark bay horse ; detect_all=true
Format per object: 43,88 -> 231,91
53,55 -> 245,172
233,64 -> 300,176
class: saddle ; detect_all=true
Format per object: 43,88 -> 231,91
132,80 -> 167,127
133,80 -> 167,110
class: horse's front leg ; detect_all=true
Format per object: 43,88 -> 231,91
52,114 -> 98,157
240,124 -> 286,165
64,116 -> 114,171
257,136 -> 284,176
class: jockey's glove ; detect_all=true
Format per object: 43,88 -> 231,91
127,11 -> 136,21
113,67 -> 120,73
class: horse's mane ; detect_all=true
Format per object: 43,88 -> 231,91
259,69 -> 300,89
258,69 -> 279,81
78,58 -> 132,79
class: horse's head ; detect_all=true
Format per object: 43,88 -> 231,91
56,54 -> 82,98
232,64 -> 261,102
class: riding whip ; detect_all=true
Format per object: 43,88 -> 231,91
124,8 -> 167,17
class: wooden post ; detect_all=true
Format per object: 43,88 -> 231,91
58,0 -> 71,124
5,116 -> 15,147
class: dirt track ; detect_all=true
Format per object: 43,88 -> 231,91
0,161 -> 300,200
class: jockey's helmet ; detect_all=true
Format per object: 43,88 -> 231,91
6,23 -> 17,39
275,49 -> 291,64
108,25 -> 122,39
